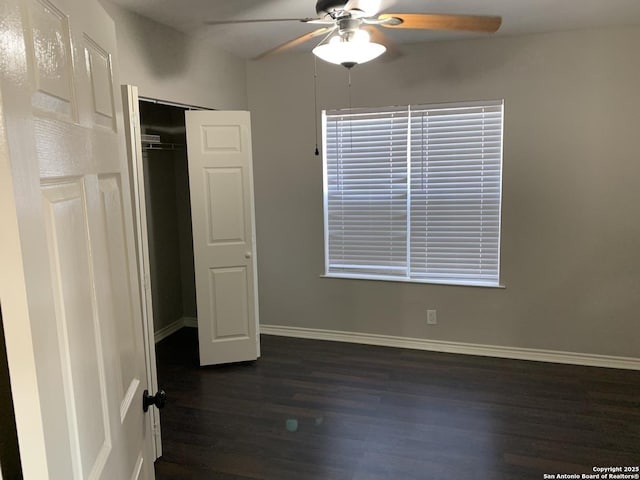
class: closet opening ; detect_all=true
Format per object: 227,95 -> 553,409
138,98 -> 201,343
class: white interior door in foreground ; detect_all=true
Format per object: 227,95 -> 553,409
0,0 -> 154,478
185,111 -> 260,366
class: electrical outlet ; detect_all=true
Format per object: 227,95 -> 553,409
427,309 -> 437,325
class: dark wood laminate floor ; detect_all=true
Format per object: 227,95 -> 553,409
154,329 -> 639,480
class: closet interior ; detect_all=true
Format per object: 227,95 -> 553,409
139,100 -> 197,338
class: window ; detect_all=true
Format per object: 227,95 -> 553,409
322,100 -> 503,287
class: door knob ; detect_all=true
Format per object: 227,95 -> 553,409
143,389 -> 166,412
245,251 -> 252,259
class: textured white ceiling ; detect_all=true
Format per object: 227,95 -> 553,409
109,0 -> 640,58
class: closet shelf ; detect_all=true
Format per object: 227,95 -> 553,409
142,142 -> 185,151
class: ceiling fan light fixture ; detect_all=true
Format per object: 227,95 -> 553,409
312,30 -> 386,68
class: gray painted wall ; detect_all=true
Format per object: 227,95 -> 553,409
247,27 -> 640,358
140,101 -> 196,333
175,155 -> 197,319
143,149 -> 184,332
143,147 -> 197,332
100,0 -> 247,110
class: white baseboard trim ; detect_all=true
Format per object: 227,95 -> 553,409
154,318 -> 184,343
259,325 -> 640,371
183,317 -> 198,328
154,317 -> 198,343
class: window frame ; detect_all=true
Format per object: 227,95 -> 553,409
322,99 -> 505,288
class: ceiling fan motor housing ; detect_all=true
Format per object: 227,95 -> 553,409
316,0 -> 349,15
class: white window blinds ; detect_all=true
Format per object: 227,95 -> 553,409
323,100 -> 503,287
324,108 -> 409,276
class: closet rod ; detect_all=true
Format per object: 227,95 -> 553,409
138,96 -> 212,111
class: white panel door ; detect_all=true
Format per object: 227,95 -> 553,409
0,0 -> 154,479
185,111 -> 260,366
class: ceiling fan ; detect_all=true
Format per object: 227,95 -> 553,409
205,0 -> 502,68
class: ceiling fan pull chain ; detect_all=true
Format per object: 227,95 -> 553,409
314,56 -> 320,156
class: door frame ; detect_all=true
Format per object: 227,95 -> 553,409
121,87 -> 207,460
121,85 -> 162,460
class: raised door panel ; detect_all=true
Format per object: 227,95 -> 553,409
207,267 -> 250,341
205,167 -> 246,245
201,124 -> 242,154
26,0 -> 77,119
84,35 -> 115,130
98,176 -> 141,423
42,180 -> 112,479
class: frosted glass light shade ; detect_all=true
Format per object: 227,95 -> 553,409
313,35 -> 386,68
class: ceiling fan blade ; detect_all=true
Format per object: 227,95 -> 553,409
344,0 -> 396,17
379,13 -> 502,33
363,26 -> 402,61
254,27 -> 334,60
205,17 -> 321,26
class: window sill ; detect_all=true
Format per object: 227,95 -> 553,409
320,273 -> 506,289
